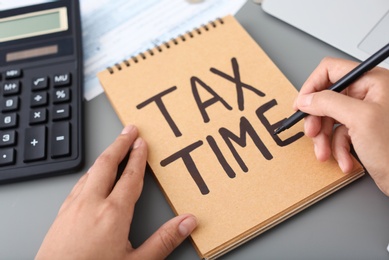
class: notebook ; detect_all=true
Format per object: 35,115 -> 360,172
98,15 -> 365,260
261,0 -> 389,69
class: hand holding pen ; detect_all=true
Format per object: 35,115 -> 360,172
290,54 -> 389,196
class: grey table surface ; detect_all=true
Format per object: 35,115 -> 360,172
1,1 -> 388,259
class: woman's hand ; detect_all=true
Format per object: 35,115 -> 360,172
294,57 -> 389,196
36,125 -> 197,259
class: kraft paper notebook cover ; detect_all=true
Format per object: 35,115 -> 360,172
98,15 -> 364,259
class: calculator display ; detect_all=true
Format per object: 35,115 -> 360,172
0,7 -> 68,43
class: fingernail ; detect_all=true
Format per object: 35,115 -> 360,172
338,160 -> 346,173
178,215 -> 197,237
121,125 -> 134,134
298,94 -> 314,107
132,137 -> 142,149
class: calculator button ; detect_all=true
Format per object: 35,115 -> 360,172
24,126 -> 46,162
32,77 -> 48,91
30,108 -> 47,124
53,104 -> 70,121
3,81 -> 20,95
0,148 -> 15,166
0,114 -> 18,129
2,96 -> 19,112
0,130 -> 16,147
5,69 -> 22,79
53,73 -> 71,87
31,92 -> 48,107
53,88 -> 70,103
51,122 -> 70,158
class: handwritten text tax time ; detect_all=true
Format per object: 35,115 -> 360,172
136,57 -> 304,195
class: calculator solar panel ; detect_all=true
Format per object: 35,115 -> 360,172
0,0 -> 84,183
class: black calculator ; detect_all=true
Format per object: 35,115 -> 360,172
0,0 -> 83,183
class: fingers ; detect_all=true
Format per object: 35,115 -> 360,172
83,125 -> 139,198
134,214 -> 197,260
300,91 -> 356,171
309,116 -> 334,162
293,57 -> 362,112
303,114 -> 321,138
296,90 -> 366,129
332,125 -> 354,173
109,137 -> 147,219
297,90 -> 367,163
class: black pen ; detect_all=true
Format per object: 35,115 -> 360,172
274,42 -> 389,135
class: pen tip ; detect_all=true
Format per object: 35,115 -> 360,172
273,126 -> 286,135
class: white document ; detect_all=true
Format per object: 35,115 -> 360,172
80,0 -> 246,100
0,0 -> 57,11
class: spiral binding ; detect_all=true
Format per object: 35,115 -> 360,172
106,17 -> 225,74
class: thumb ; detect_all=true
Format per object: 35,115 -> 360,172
134,214 -> 197,259
296,90 -> 365,128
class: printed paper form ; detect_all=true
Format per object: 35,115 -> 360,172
80,0 -> 246,100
